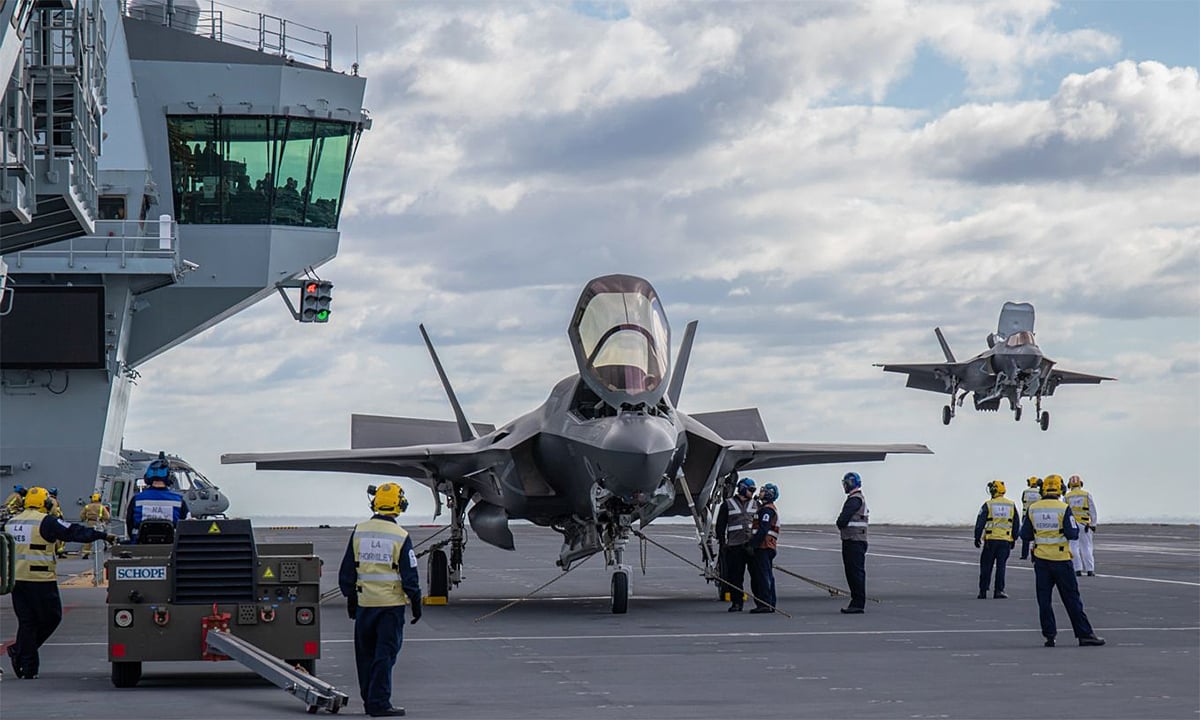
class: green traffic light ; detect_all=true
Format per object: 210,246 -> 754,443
316,310 -> 329,321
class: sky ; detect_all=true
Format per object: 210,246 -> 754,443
124,0 -> 1199,527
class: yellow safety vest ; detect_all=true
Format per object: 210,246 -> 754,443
351,518 -> 410,607
7,508 -> 57,581
983,497 -> 1018,541
1027,498 -> 1072,562
3,492 -> 23,514
1063,490 -> 1091,524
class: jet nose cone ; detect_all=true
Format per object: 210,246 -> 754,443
591,415 -> 679,502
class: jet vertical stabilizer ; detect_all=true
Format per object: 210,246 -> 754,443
667,320 -> 698,406
419,324 -> 478,442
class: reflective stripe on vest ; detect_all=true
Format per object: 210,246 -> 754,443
1028,499 -> 1071,561
9,509 -> 56,581
1064,490 -> 1091,524
839,491 -> 869,541
984,498 -> 1017,541
751,503 -> 780,550
724,497 -> 758,546
81,502 -> 109,523
352,518 -> 410,607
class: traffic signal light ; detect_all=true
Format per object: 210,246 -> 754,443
299,280 -> 332,323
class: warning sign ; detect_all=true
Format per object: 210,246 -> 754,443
262,567 -> 275,579
208,522 -> 221,534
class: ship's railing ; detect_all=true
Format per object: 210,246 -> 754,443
9,216 -> 180,271
121,0 -> 333,71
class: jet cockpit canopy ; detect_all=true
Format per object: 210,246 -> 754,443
569,275 -> 671,408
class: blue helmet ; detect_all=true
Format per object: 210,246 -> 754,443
842,472 -> 862,492
144,459 -> 172,484
48,487 -> 58,497
760,483 -> 779,503
13,484 -> 25,494
736,477 -> 756,496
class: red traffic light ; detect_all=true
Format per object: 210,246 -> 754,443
304,282 -> 319,294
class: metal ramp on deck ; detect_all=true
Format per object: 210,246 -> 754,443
204,630 -> 349,714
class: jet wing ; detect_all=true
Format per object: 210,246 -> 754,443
221,442 -> 513,496
1041,366 -> 1116,396
874,362 -> 965,394
719,440 -> 933,473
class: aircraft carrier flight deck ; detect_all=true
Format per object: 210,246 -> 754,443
2,523 -> 1197,719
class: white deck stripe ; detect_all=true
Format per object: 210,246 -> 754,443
46,626 -> 1199,647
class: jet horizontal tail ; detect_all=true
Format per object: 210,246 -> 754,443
351,414 -> 496,449
688,408 -> 769,442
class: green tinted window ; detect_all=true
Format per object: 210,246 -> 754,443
166,116 -> 356,228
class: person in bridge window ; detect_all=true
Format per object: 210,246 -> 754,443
748,483 -> 781,614
125,455 -> 189,542
974,480 -> 1019,599
1064,475 -> 1098,576
715,476 -> 758,612
1020,474 -> 1104,647
5,487 -> 116,679
339,483 -> 422,718
836,472 -> 869,614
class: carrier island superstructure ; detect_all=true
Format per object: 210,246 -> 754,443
0,0 -> 369,514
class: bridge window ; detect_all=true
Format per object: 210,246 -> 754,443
166,115 -> 356,228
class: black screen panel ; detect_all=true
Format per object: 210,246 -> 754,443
0,286 -> 106,369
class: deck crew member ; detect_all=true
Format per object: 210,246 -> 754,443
715,476 -> 758,612
339,483 -> 422,718
125,455 -> 189,542
2,484 -> 26,519
1019,474 -> 1105,647
748,483 -> 780,614
1064,475 -> 1097,576
1019,477 -> 1041,559
5,487 -> 116,679
974,480 -> 1019,599
47,488 -> 68,557
79,493 -> 111,559
837,472 -> 869,614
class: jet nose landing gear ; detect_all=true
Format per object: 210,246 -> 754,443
942,405 -> 952,425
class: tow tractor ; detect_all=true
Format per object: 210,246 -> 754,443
106,518 -> 347,713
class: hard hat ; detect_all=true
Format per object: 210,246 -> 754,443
988,480 -> 1006,496
760,483 -> 779,503
13,484 -> 25,494
842,472 -> 861,492
736,477 -> 756,495
24,486 -> 51,511
144,458 -> 172,484
1026,476 -> 1040,487
1068,475 -> 1083,489
48,487 -> 58,497
370,482 -> 408,515
1042,474 -> 1064,496
91,493 -> 101,503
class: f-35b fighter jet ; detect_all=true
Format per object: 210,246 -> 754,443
224,275 -> 930,613
876,302 -> 1114,431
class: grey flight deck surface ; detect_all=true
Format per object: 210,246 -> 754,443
2,523 -> 1196,719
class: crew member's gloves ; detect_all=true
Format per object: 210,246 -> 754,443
104,533 -> 118,545
346,596 -> 357,620
410,599 -> 423,624
974,539 -> 981,548
1087,525 -> 1095,533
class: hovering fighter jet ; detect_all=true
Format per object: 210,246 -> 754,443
223,275 -> 930,613
876,302 -> 1114,431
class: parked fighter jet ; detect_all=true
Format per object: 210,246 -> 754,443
224,275 -> 930,613
875,302 -> 1114,431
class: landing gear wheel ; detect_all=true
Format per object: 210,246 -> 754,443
610,570 -> 629,614
111,661 -> 142,688
306,705 -> 319,714
942,405 -> 952,425
1039,411 -> 1050,431
429,548 -> 450,598
288,659 -> 316,675
1014,407 -> 1022,422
